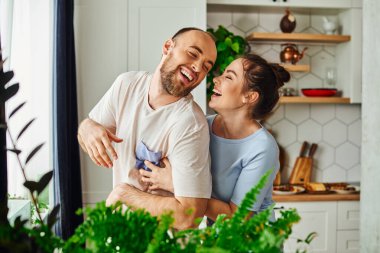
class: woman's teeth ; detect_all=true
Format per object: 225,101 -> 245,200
213,90 -> 222,96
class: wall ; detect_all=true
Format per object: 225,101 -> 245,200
360,0 -> 380,251
208,5 -> 361,183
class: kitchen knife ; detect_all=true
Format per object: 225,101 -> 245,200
308,143 -> 318,158
300,141 -> 309,157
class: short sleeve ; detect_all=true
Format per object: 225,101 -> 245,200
169,121 -> 212,199
88,73 -> 131,131
230,145 -> 279,211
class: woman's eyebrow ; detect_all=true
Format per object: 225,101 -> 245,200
226,69 -> 237,77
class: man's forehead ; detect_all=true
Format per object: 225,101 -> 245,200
177,31 -> 213,46
177,31 -> 216,57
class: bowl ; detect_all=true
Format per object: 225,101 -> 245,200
301,88 -> 337,97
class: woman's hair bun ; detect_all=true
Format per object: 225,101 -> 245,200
270,63 -> 290,88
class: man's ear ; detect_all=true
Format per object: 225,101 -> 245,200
162,39 -> 174,55
243,91 -> 259,105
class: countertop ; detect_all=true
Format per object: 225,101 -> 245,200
273,192 -> 360,202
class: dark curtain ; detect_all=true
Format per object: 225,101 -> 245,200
0,38 -> 8,215
53,0 -> 83,239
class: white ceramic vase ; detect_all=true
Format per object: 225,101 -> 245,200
322,17 -> 337,34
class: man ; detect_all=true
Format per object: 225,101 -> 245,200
77,27 -> 217,229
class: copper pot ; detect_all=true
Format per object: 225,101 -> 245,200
280,43 -> 308,65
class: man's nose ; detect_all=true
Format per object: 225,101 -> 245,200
191,60 -> 202,72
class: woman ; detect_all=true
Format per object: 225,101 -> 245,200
140,54 -> 290,222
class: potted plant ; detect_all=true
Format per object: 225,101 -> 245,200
206,26 -> 250,99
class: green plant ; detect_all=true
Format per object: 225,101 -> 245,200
62,171 -> 303,253
206,25 -> 250,99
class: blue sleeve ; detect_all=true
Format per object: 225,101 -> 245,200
230,145 -> 279,212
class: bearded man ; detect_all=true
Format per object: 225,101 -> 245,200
77,27 -> 217,230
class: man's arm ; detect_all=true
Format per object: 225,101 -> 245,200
77,118 -> 123,168
106,183 -> 207,230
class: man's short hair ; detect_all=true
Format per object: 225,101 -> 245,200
172,27 -> 216,42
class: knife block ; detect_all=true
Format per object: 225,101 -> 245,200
289,156 -> 313,185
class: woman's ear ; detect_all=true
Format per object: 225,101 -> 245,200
243,91 -> 259,105
162,39 -> 174,55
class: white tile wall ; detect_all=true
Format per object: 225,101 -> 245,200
265,105 -> 361,183
207,7 -> 361,182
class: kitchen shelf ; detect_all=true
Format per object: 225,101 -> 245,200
280,64 -> 310,72
279,96 -> 351,104
246,32 -> 351,43
273,193 -> 360,202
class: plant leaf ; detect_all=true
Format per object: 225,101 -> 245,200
6,148 -> 21,155
36,170 -> 53,195
17,118 -> 35,141
9,101 -> 26,119
217,41 -> 227,52
305,232 -> 318,244
24,180 -> 39,193
231,42 -> 240,53
14,215 -> 28,230
0,83 -> 19,103
47,204 -> 60,229
224,37 -> 232,46
25,142 -> 44,165
0,70 -> 14,87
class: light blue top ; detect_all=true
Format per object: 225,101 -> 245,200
207,115 -> 279,217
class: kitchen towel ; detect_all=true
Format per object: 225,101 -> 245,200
135,140 -> 162,171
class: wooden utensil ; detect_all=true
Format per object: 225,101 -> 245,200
289,141 -> 314,185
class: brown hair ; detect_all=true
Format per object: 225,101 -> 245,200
241,54 -> 290,119
172,27 -> 216,42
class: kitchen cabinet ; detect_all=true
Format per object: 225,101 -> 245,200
207,1 -> 362,103
275,200 -> 360,253
127,0 -> 208,112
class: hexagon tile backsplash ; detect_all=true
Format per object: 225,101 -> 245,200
265,104 -> 361,183
207,7 -> 362,183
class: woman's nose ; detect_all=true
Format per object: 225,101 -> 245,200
213,76 -> 219,85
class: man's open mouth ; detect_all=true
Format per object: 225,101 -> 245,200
180,67 -> 195,83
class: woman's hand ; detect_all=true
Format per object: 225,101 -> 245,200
139,158 -> 174,193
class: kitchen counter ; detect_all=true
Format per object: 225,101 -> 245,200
273,192 -> 360,202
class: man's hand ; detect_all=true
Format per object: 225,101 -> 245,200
77,118 -> 123,168
140,158 -> 174,193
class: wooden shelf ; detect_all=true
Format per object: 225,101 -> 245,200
246,32 -> 351,43
280,64 -> 310,72
273,193 -> 360,202
279,96 -> 350,104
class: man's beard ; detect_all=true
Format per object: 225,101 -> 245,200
160,57 -> 195,97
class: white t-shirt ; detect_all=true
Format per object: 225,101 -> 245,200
89,71 -> 212,198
